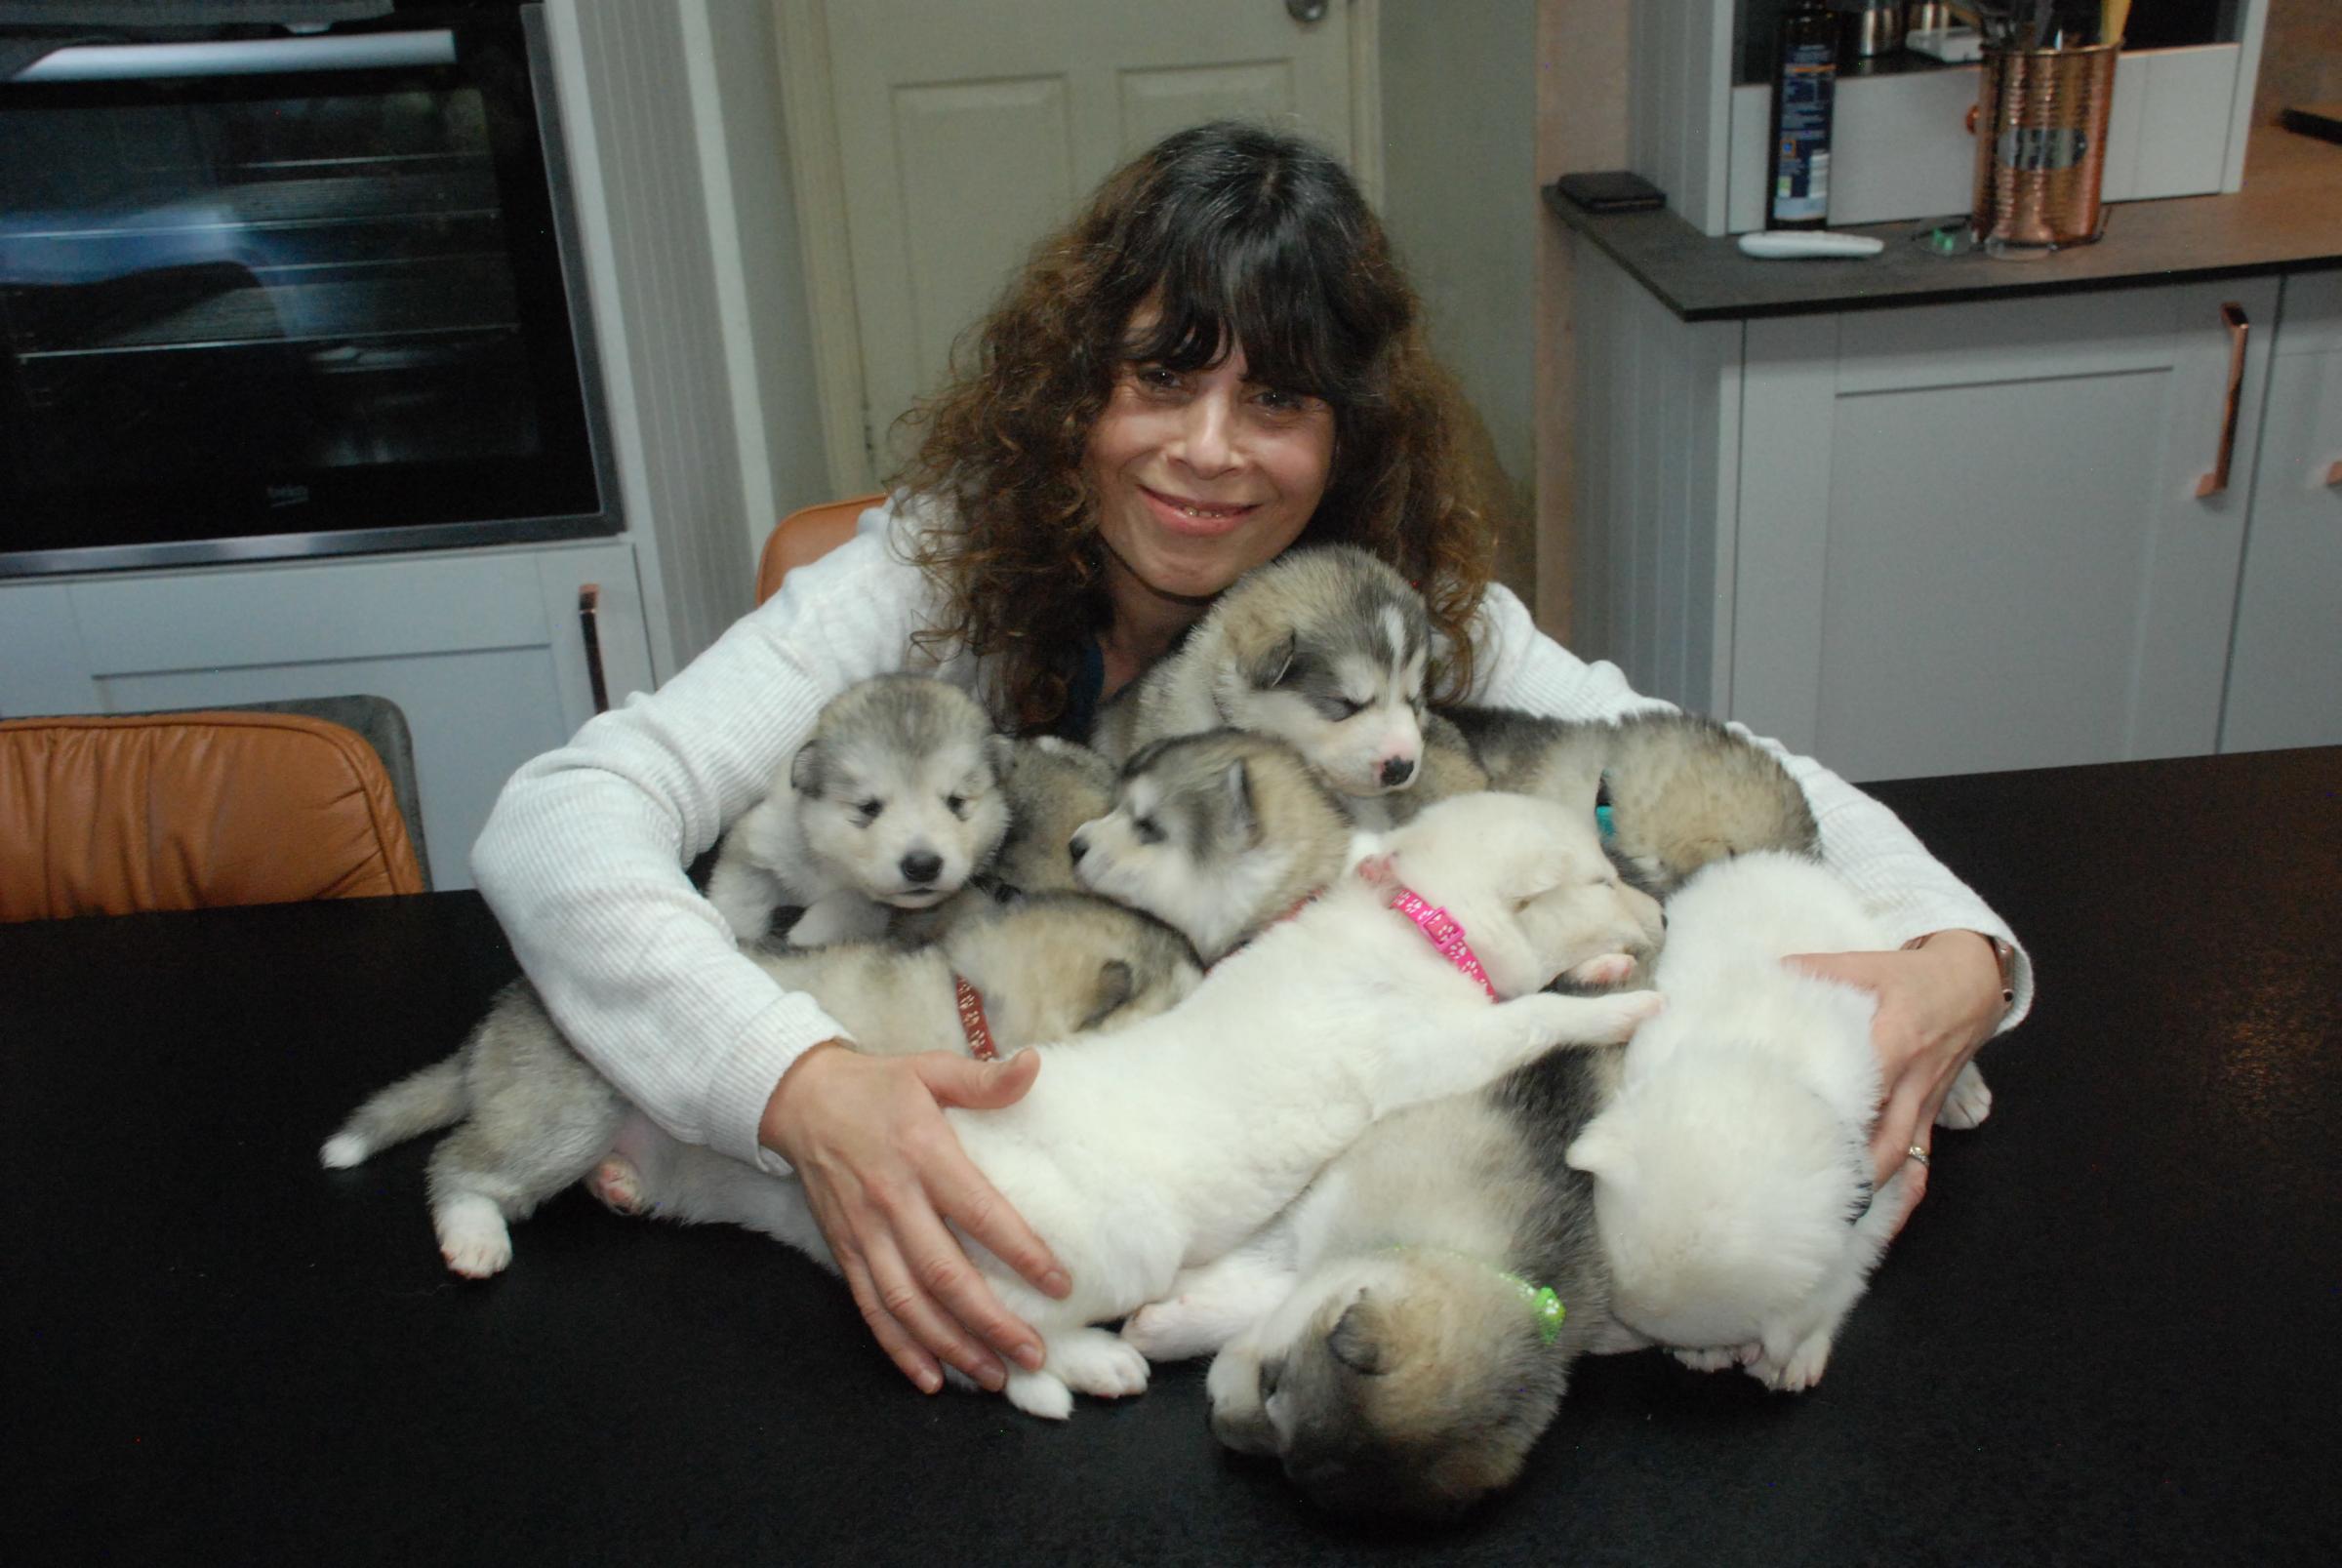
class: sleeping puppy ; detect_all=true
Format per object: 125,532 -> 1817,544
1091,545 -> 1432,813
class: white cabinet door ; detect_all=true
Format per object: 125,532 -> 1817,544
0,542 -> 652,890
1734,278 -> 2282,782
2219,270 -> 2342,755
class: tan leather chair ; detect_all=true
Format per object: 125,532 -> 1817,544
754,493 -> 884,605
0,708 -> 427,922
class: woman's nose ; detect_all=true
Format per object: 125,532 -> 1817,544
1171,390 -> 1237,476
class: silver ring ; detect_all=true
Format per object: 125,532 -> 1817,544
1906,1144 -> 1931,1168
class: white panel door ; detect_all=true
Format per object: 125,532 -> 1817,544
1734,278 -> 2281,782
819,0 -> 1363,469
2220,270 -> 2342,755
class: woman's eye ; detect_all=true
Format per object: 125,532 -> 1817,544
1133,364 -> 1182,392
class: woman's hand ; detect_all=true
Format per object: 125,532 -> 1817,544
758,1043 -> 1070,1393
1787,931 -> 2006,1230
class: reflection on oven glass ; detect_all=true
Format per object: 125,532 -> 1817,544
0,84 -> 544,492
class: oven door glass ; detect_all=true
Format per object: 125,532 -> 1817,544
0,11 -> 615,575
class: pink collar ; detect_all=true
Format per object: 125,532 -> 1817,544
1384,884 -> 1500,1000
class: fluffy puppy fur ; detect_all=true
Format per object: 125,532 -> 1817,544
1091,545 -> 1430,803
591,791 -> 1665,1419
1442,705 -> 1818,898
1565,851 -> 1978,1390
320,892 -> 1200,1279
704,675 -> 1013,945
1123,1046 -> 1628,1521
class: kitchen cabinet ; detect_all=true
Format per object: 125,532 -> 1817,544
0,541 -> 653,889
2218,268 -> 2342,756
1571,250 -> 2337,781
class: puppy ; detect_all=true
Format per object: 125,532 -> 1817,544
704,675 -> 1013,945
1563,851 -> 1987,1390
1441,705 -> 1818,898
596,790 -> 1665,1419
321,892 -> 1200,1279
1091,545 -> 1430,805
1123,1046 -> 1628,1521
891,734 -> 1116,945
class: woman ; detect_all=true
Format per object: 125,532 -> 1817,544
472,122 -> 2028,1401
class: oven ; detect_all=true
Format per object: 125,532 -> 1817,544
0,3 -> 619,577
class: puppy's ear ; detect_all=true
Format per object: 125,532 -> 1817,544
1078,959 -> 1136,1031
986,734 -> 1018,784
1327,1295 -> 1395,1377
788,738 -> 826,796
1222,759 -> 1259,843
1249,631 -> 1298,691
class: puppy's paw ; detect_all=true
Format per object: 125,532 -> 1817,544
1935,1062 -> 1994,1130
1053,1328 -> 1151,1400
319,1131 -> 371,1169
433,1193 -> 513,1279
1673,1347 -> 1739,1374
586,1156 -> 646,1216
1003,1369 -> 1074,1421
1579,988 -> 1664,1042
1562,951 -> 1638,989
1754,1332 -> 1833,1392
1120,1300 -> 1203,1360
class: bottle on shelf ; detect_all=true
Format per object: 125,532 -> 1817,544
1764,0 -> 1839,230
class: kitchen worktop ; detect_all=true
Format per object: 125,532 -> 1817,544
1547,125 -> 2342,322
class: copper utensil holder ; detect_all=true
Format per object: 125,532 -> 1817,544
1970,42 -> 2118,251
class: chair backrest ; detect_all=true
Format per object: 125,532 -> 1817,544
0,709 -> 427,922
755,494 -> 885,604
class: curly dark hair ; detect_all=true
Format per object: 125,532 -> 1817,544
894,120 -> 1500,733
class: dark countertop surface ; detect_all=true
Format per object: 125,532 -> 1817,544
6,746 -> 2340,1565
1549,125 -> 2342,322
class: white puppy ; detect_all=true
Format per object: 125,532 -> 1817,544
1565,851 -> 1988,1389
605,790 -> 1663,1419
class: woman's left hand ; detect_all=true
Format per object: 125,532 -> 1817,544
1786,932 -> 2006,1230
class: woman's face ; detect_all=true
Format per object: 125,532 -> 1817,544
1083,327 -> 1336,605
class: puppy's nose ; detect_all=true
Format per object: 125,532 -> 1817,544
1068,831 -> 1088,864
900,850 -> 943,885
1379,755 -> 1415,788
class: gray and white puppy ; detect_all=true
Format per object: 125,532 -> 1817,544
1124,1047 -> 1630,1521
320,892 -> 1200,1279
705,675 -> 1014,946
1091,545 -> 1431,806
892,735 -> 1116,945
1071,726 -> 1663,977
1442,705 -> 1819,898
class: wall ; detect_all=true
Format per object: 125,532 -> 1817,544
1378,0 -> 1540,605
2256,0 -> 2342,124
1532,0 -> 1631,641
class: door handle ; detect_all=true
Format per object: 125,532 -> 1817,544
1285,0 -> 1329,22
2195,302 -> 2248,500
577,584 -> 611,715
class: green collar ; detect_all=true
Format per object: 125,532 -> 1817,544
1388,1245 -> 1565,1347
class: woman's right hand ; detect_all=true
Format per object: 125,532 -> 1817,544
758,1042 -> 1069,1393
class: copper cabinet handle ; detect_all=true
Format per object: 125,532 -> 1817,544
577,583 -> 611,714
2196,302 -> 2248,500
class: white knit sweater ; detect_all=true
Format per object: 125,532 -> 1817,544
470,499 -> 2031,1173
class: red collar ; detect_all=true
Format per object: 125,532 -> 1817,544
952,975 -> 997,1061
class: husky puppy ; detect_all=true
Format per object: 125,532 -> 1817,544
1073,728 -> 1659,974
598,790 -> 1666,1419
1563,851 -> 1988,1390
704,675 -> 1014,946
1117,1047 -> 1627,1520
1442,705 -> 1818,898
320,892 -> 1199,1279
891,735 -> 1116,945
1091,545 -> 1430,805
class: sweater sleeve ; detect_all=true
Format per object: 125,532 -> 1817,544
1467,583 -> 2034,1032
469,498 -> 962,1169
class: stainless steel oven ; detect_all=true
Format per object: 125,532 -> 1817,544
0,3 -> 619,577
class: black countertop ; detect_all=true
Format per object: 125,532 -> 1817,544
1548,125 -> 2342,322
6,747 -> 2341,1564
